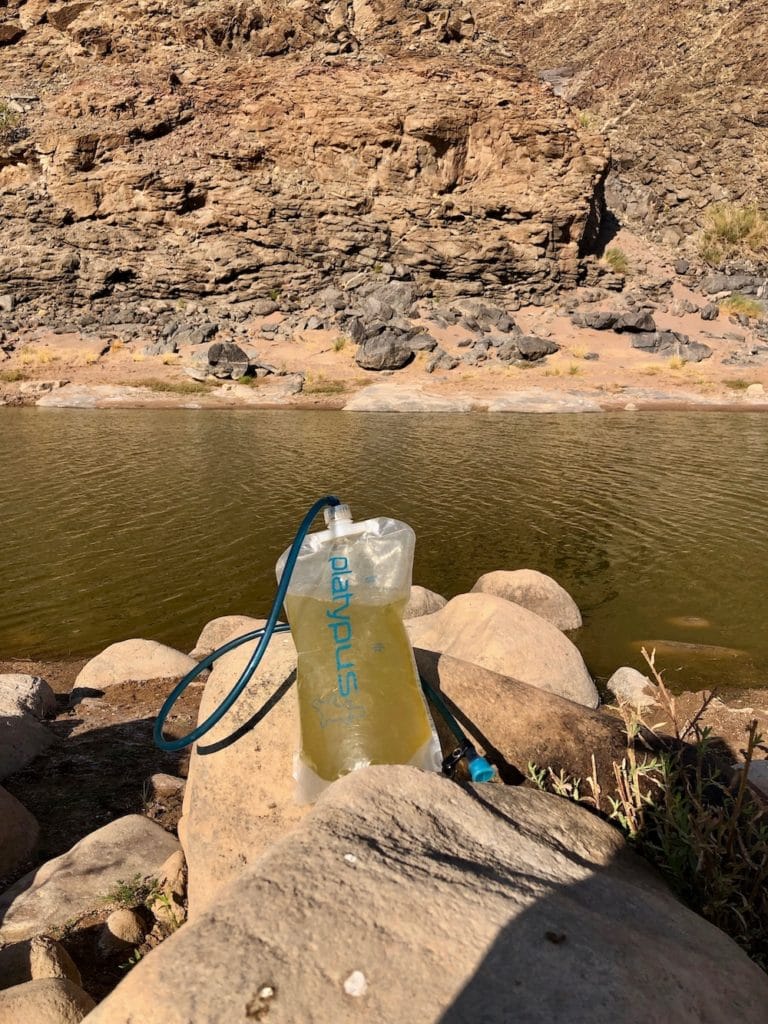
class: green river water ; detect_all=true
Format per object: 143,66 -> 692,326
2,408 -> 767,692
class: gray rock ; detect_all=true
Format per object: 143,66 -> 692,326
206,341 -> 250,379
700,302 -> 720,321
142,338 -> 177,357
0,815 -> 179,944
174,322 -> 218,346
425,347 -> 459,373
355,334 -> 413,371
701,272 -> 759,295
0,295 -> 16,313
488,390 -> 602,413
614,310 -> 657,333
407,333 -> 438,352
83,766 -> 768,1024
515,335 -> 559,361
674,259 -> 690,275
573,310 -> 619,330
183,365 -> 209,382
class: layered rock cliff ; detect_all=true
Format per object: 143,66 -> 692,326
0,1 -> 608,323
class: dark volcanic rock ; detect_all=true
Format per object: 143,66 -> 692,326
355,334 -> 413,371
614,311 -> 657,333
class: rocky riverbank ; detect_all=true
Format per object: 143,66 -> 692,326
1,572 -> 767,1021
2,229 -> 767,413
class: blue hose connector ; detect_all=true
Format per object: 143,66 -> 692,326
466,748 -> 496,783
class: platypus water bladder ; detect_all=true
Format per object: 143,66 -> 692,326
154,495 -> 493,801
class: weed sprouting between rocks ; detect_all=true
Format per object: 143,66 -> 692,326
529,650 -> 768,969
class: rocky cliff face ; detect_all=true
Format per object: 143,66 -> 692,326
0,1 -> 608,323
483,0 -> 768,246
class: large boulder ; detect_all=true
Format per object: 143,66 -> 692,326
84,766 -> 768,1024
0,674 -> 56,720
178,629 -> 303,915
0,785 -> 39,879
73,639 -> 198,690
408,593 -> 598,707
0,978 -> 94,1024
404,586 -> 447,619
471,569 -> 582,630
0,815 -> 179,944
415,652 -> 629,792
355,333 -> 414,371
0,711 -> 53,781
189,615 -> 266,660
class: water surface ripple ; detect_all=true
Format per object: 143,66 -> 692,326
2,409 -> 767,691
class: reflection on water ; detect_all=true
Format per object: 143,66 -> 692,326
2,408 -> 767,691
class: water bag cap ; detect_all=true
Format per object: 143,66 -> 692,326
323,503 -> 354,536
324,503 -> 352,526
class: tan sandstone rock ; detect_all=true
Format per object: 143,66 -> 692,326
0,674 -> 57,720
0,937 -> 82,991
178,629 -> 302,915
83,766 -> 768,1024
189,615 -> 266,661
471,569 -> 582,630
0,785 -> 39,879
0,708 -> 53,781
0,978 -> 95,1024
408,592 -> 598,707
99,908 -> 147,954
606,666 -> 660,711
403,585 -> 447,619
0,815 -> 179,944
73,639 -> 198,690
416,652 -> 629,794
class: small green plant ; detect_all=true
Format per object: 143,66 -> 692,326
333,336 -> 348,353
543,367 -> 561,377
236,374 -> 260,387
0,368 -> 26,383
667,355 -> 686,370
719,293 -> 764,320
529,651 -> 768,970
568,362 -> 581,376
725,378 -> 750,390
603,247 -> 630,275
699,203 -> 768,266
104,874 -> 153,909
119,948 -> 144,972
372,262 -> 383,275
268,288 -> 281,302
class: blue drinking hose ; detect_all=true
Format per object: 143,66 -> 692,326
153,495 -> 495,783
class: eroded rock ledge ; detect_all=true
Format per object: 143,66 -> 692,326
0,0 -> 607,326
